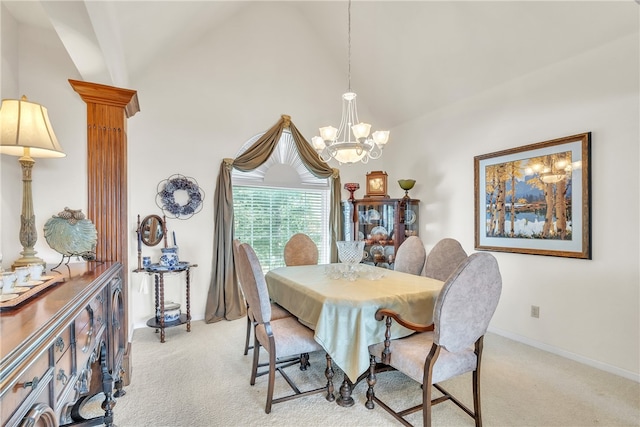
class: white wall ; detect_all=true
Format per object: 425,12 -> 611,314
1,8 -> 87,268
2,3 -> 638,381
383,34 -> 640,380
126,2 -> 353,328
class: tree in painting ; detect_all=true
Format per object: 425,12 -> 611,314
485,151 -> 573,240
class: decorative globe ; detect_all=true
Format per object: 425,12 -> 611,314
398,179 -> 416,191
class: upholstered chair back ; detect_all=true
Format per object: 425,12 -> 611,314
236,243 -> 272,324
232,239 -> 244,287
284,233 -> 319,266
394,236 -> 426,275
423,238 -> 468,281
433,252 -> 502,353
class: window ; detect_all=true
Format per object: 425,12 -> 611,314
233,186 -> 329,272
232,131 -> 330,272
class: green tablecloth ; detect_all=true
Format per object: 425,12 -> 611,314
265,264 -> 444,381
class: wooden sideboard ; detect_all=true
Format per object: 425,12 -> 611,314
0,262 -> 126,427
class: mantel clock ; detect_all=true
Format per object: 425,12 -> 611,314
365,171 -> 389,198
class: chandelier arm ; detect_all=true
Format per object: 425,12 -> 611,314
350,96 -> 359,126
368,145 -> 382,160
338,97 -> 349,143
318,148 -> 334,163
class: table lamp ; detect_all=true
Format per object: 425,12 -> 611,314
0,96 -> 66,268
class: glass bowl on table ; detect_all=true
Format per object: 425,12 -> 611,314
336,240 -> 365,281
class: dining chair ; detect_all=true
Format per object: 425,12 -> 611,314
236,242 -> 335,413
366,252 -> 502,427
394,236 -> 426,275
284,233 -> 319,266
232,239 -> 294,357
423,237 -> 468,281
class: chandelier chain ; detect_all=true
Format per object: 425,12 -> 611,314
348,0 -> 351,92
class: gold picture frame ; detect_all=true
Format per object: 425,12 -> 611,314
474,132 -> 591,259
365,171 -> 389,198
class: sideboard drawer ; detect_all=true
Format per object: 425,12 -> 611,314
53,327 -> 72,364
74,293 -> 106,336
54,346 -> 74,402
0,351 -> 50,424
75,301 -> 105,358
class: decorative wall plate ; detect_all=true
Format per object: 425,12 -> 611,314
156,174 -> 204,220
43,208 -> 98,258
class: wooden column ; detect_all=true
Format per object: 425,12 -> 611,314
69,79 -> 140,385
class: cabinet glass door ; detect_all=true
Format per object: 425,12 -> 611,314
343,198 -> 419,270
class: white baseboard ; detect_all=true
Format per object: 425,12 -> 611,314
488,326 -> 640,383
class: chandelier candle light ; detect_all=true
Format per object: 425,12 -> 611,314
312,0 -> 389,164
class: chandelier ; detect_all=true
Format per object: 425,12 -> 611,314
311,0 -> 389,165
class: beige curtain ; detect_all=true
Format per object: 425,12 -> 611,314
205,115 -> 342,323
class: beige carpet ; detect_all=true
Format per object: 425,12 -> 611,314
82,318 -> 639,426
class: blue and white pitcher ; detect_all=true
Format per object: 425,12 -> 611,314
159,247 -> 179,269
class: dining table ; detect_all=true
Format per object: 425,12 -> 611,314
265,263 -> 444,407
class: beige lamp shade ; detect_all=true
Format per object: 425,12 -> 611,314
0,96 -> 65,158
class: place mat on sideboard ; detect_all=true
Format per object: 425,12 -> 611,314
0,274 -> 65,310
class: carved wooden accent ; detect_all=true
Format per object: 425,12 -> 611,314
69,79 -> 140,386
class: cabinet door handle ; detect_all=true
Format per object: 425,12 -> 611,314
22,376 -> 40,389
54,337 -> 64,352
82,305 -> 94,353
57,369 -> 68,385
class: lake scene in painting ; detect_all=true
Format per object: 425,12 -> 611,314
484,151 -> 575,240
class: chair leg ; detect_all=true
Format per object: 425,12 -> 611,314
365,354 -> 377,409
244,314 -> 252,356
265,340 -> 277,414
423,378 -> 433,427
250,334 -> 261,386
473,337 -> 484,427
300,352 -> 310,370
473,370 -> 482,427
422,344 -> 440,427
325,353 -> 335,402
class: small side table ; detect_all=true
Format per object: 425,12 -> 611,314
144,262 -> 197,343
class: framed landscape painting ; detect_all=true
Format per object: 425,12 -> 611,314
474,132 -> 591,259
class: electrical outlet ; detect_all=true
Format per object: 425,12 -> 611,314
530,305 -> 540,318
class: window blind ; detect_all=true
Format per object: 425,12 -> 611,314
233,185 -> 329,272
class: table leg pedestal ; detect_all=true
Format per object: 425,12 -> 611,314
336,377 -> 355,407
365,355 -> 376,409
325,354 -> 335,402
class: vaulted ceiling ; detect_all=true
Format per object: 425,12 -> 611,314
3,1 -> 638,128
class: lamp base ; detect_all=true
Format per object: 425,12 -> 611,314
12,255 -> 46,270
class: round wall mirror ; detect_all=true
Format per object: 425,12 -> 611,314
140,214 -> 164,246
